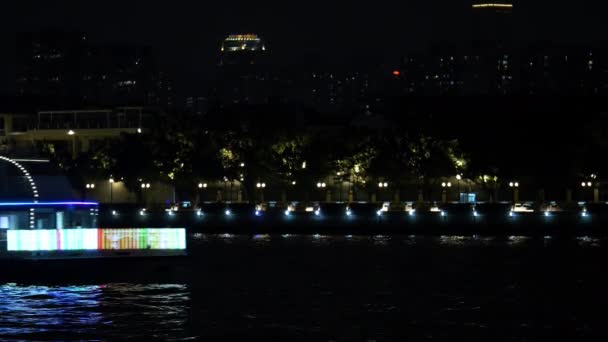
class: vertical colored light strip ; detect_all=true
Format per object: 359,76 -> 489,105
86,229 -> 96,249
97,228 -> 103,250
56,229 -> 62,250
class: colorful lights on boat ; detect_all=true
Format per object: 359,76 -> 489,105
7,228 -> 186,252
0,201 -> 98,207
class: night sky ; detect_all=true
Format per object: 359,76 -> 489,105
5,0 -> 608,93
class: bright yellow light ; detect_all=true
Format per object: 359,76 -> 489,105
225,34 -> 261,42
472,3 -> 513,9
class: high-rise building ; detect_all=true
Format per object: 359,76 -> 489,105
16,30 -> 175,110
219,34 -> 267,66
214,34 -> 272,105
471,2 -> 514,48
397,44 -> 608,96
16,31 -> 88,103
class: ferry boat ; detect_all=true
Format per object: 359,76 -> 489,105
0,157 -> 186,260
0,201 -> 186,260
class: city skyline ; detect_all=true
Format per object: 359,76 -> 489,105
6,1 -> 608,93
2,3 -> 608,341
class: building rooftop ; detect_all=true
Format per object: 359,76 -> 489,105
221,34 -> 266,52
472,3 -> 514,9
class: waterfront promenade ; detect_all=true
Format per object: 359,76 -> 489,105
99,201 -> 608,236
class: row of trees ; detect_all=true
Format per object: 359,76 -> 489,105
42,105 -> 606,203
43,108 -> 473,203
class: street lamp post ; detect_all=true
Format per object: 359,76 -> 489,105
109,178 -> 114,205
441,182 -> 452,203
198,182 -> 208,204
378,182 -> 388,203
256,182 -> 267,202
581,181 -> 597,203
456,174 -> 462,202
67,130 -> 77,158
509,181 -> 519,204
141,182 -> 151,205
85,183 -> 95,201
224,179 -> 229,202
316,182 -> 327,202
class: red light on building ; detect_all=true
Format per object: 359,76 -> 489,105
392,70 -> 401,76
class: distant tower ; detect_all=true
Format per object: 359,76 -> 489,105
219,34 -> 267,66
215,34 -> 271,105
469,2 -> 515,95
471,2 -> 514,48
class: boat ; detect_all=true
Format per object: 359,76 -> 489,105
0,157 -> 186,261
0,201 -> 187,260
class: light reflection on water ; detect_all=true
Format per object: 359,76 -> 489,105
0,284 -> 190,340
438,235 -> 471,246
0,284 -> 102,336
576,236 -> 602,247
189,233 -> 607,249
0,233 -> 606,340
506,236 -> 531,246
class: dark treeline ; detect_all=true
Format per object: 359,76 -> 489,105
38,95 -> 608,203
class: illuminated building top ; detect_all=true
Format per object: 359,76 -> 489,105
225,34 -> 261,42
221,34 -> 266,52
472,3 -> 514,9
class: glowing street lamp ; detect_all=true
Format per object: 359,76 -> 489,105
197,182 -> 208,203
256,182 -> 266,202
441,181 -> 451,203
316,182 -> 327,202
109,178 -> 115,205
85,183 -> 95,200
509,181 -> 520,203
456,174 -> 463,202
581,180 -> 598,203
140,182 -> 151,205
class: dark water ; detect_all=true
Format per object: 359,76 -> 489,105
1,234 -> 608,341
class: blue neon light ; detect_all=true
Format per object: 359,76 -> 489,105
0,201 -> 99,207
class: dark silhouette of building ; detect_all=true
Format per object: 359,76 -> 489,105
213,34 -> 272,106
471,2 -> 514,48
17,30 -> 175,110
397,44 -> 608,96
219,34 -> 267,66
